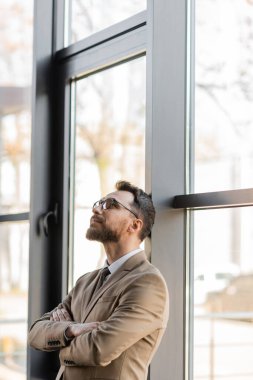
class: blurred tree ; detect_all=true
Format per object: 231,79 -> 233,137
0,1 -> 32,291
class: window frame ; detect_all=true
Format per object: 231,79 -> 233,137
29,2 -> 152,379
56,20 -> 147,295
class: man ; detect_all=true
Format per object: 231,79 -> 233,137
28,180 -> 169,380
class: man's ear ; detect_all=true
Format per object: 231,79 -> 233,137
128,219 -> 143,233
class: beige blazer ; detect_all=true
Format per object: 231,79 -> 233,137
28,251 -> 169,380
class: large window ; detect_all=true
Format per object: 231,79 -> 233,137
0,222 -> 29,380
194,208 -> 253,380
195,0 -> 253,192
69,58 -> 146,286
30,0 -> 253,379
0,1 -> 33,380
29,2 -> 149,378
191,1 -> 253,379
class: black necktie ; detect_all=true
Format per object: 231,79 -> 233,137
96,267 -> 110,290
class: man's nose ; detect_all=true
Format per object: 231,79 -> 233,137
92,205 -> 103,214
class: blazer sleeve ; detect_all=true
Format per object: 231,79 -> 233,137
28,288 -> 74,352
59,272 -> 169,367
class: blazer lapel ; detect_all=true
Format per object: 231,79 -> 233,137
82,251 -> 146,322
80,269 -> 101,314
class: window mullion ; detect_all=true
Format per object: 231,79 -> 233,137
173,188 -> 253,210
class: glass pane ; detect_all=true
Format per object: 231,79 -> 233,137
70,57 -> 146,286
0,1 -> 33,213
193,207 -> 253,380
0,221 -> 29,380
195,0 -> 253,192
68,0 -> 146,45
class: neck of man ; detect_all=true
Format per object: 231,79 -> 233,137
103,240 -> 141,265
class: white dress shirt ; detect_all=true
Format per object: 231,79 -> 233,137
105,248 -> 143,279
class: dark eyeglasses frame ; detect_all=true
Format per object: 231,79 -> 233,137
93,198 -> 138,218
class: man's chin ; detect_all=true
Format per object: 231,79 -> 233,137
86,227 -> 101,241
86,227 -> 119,243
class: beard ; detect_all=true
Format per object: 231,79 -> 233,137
86,225 -> 120,243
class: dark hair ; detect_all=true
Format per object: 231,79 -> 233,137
115,180 -> 156,241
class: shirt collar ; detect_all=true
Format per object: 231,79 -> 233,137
106,248 -> 142,275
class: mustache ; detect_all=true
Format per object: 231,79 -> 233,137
90,215 -> 104,224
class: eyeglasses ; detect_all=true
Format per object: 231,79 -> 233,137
93,198 -> 138,218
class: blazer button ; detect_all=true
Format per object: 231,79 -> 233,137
64,359 -> 75,365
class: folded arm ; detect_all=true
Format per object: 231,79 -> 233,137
28,285 -> 99,351
59,273 -> 169,367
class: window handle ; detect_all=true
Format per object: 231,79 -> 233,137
42,203 -> 58,237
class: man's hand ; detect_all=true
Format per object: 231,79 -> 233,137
65,322 -> 99,339
50,307 -> 99,339
50,307 -> 73,322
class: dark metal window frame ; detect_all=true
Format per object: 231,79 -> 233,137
173,188 -> 253,210
29,2 -> 150,380
55,10 -> 146,60
0,213 -> 29,223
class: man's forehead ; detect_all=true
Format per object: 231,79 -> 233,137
105,190 -> 134,203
